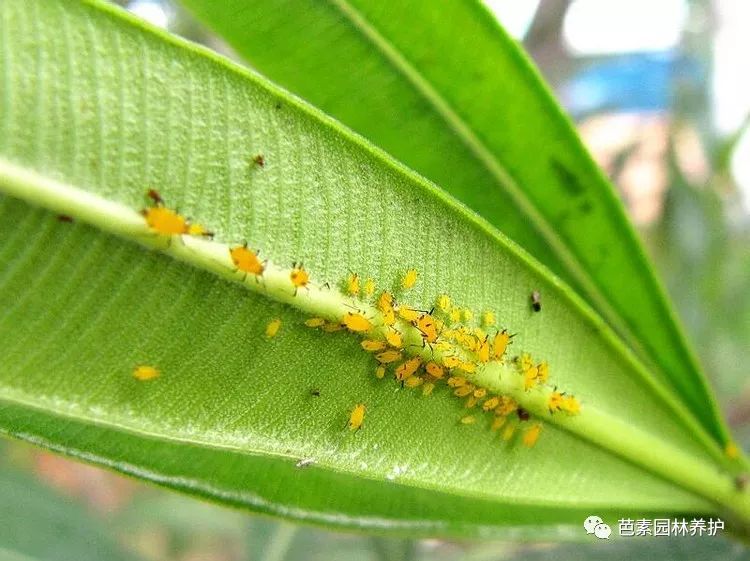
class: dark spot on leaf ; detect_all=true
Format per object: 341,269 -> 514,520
57,214 -> 73,223
252,154 -> 265,167
550,158 -> 586,196
517,407 -> 530,421
530,291 -> 541,312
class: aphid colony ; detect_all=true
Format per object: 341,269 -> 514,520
138,191 -> 581,446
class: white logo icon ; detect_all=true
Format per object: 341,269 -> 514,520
584,515 -> 603,534
584,515 -> 611,539
594,523 -> 612,539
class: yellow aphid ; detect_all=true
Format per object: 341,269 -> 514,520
462,309 -> 474,322
491,416 -> 506,431
460,415 -> 476,425
523,424 -> 542,448
493,330 -> 511,360
482,396 -> 500,411
361,339 -> 387,352
561,395 -> 581,415
375,366 -> 386,379
473,388 -> 487,398
376,350 -> 402,364
477,337 -> 490,363
482,311 -> 496,327
422,382 -> 435,396
187,223 -> 213,238
133,365 -> 160,381
520,352 -> 534,371
398,306 -> 420,322
465,396 -> 479,408
346,272 -> 360,296
447,376 -> 466,388
415,314 -> 439,344
395,357 -> 422,381
548,391 -> 564,413
537,361 -> 549,384
434,340 -> 453,352
523,365 -> 539,391
381,307 -> 396,327
377,291 -> 394,312
343,312 -> 373,333
502,424 -> 516,441
473,327 -> 487,339
402,269 -> 418,289
348,403 -> 366,431
230,245 -> 265,277
443,356 -> 462,369
496,396 -> 517,416
290,264 -> 310,292
266,318 -> 281,338
321,322 -> 344,332
363,278 -> 376,297
442,329 -> 457,341
425,362 -> 445,379
143,206 -> 189,235
305,317 -> 326,328
458,361 -> 477,374
449,309 -> 461,323
726,442 -> 741,460
437,294 -> 451,312
405,376 -> 424,388
384,329 -> 403,348
454,385 -> 474,398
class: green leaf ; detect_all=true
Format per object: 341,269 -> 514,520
0,467 -> 141,561
175,0 -> 726,443
0,0 -> 747,537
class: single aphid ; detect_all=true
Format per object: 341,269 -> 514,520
395,357 -> 422,381
523,424 -> 542,447
473,388 -> 487,398
346,272 -> 360,297
363,278 -> 376,297
384,329 -> 403,348
458,361 -> 477,374
321,322 -> 345,332
187,223 -> 214,238
422,382 -> 435,396
523,365 -> 539,391
290,262 -> 310,294
519,352 -> 534,371
304,317 -> 326,328
449,309 -> 462,324
266,318 -> 282,338
230,244 -> 265,278
405,376 -> 424,388
443,356 -> 462,369
133,365 -> 160,381
495,396 -> 517,416
537,361 -> 549,384
548,391 -> 564,413
252,154 -> 265,167
348,403 -> 366,431
447,376 -> 466,388
531,290 -> 542,312
491,416 -> 506,431
375,350 -> 402,364
460,415 -> 476,425
726,442 -> 741,460
502,424 -> 516,441
397,306 -> 420,322
310,388 -> 321,397
493,330 -> 511,360
482,311 -> 496,327
142,206 -> 189,235
425,362 -> 445,379
454,385 -> 474,398
361,339 -> 387,352
437,294 -> 451,312
482,396 -> 500,412
415,314 -> 439,345
477,337 -> 490,363
462,308 -> 474,322
402,269 -> 418,289
375,366 -> 386,379
343,312 -> 373,333
377,291 -> 395,312
561,395 -> 581,415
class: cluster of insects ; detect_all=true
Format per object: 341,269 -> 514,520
133,190 -> 582,450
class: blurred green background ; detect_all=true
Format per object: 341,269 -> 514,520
2,0 -> 749,558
